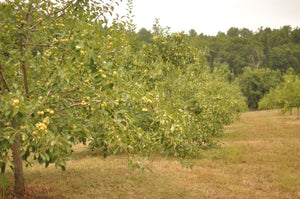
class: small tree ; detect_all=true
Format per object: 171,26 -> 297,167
259,72 -> 300,119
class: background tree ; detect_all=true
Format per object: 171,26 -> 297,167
196,26 -> 300,74
237,67 -> 281,109
188,29 -> 198,37
239,28 -> 253,38
227,27 -> 240,37
291,28 -> 300,44
269,44 -> 300,73
137,28 -> 152,43
259,70 -> 300,119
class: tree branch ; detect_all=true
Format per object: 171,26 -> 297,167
25,43 -> 66,50
59,103 -> 82,111
0,60 -> 11,92
29,2 -> 73,30
20,39 -> 29,97
59,99 -> 104,112
66,98 -> 81,102
97,39 -> 112,57
44,20 -> 76,87
41,89 -> 53,104
25,4 -> 32,44
95,0 -> 116,22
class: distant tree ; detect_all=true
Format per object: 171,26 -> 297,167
259,70 -> 300,119
227,27 -> 239,37
269,44 -> 300,73
279,72 -> 300,119
245,40 -> 265,69
217,31 -> 226,37
223,37 -> 249,74
269,26 -> 292,47
291,28 -> 300,44
237,67 -> 282,109
239,28 -> 253,37
257,27 -> 272,68
188,29 -> 197,37
137,28 -> 152,43
205,34 -> 229,70
213,62 -> 234,82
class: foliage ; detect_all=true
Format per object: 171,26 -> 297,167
259,71 -> 300,119
195,26 -> 300,75
0,174 -> 12,196
0,0 -> 247,195
137,28 -> 152,43
269,43 -> 300,72
190,26 -> 299,108
236,67 -> 281,109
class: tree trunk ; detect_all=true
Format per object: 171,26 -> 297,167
297,106 -> 299,120
12,133 -> 25,196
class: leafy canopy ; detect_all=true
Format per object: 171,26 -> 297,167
0,0 -> 247,175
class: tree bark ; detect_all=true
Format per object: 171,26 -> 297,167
12,133 -> 25,196
20,37 -> 29,97
0,60 -> 11,92
11,4 -> 32,196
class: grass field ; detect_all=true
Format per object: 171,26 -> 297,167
1,110 -> 300,198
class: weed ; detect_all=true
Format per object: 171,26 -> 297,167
0,174 -> 12,197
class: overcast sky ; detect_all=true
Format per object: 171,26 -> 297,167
117,0 -> 300,35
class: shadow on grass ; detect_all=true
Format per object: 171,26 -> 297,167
1,184 -> 65,199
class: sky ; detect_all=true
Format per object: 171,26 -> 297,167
116,0 -> 300,35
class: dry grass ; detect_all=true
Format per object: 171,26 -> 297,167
1,110 -> 300,199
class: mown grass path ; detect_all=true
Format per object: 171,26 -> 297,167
1,110 -> 300,198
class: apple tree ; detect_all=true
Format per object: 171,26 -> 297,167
0,0 -> 134,195
259,71 -> 300,119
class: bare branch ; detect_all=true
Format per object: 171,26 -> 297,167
41,89 -> 53,104
66,98 -> 81,102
